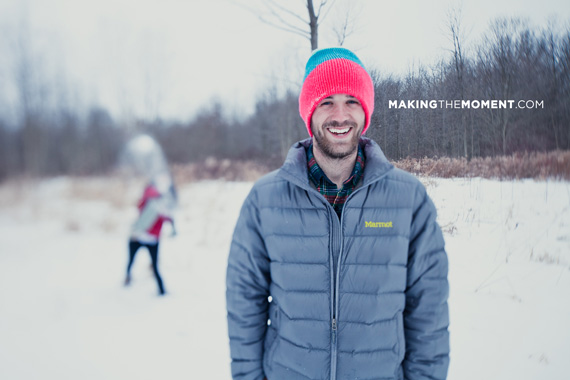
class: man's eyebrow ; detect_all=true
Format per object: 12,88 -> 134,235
320,95 -> 357,101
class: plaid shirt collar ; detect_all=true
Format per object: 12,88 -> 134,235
307,143 -> 366,218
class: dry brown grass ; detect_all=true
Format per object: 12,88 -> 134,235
2,151 -> 567,198
172,157 -> 274,184
393,150 -> 570,180
0,179 -> 33,208
65,176 -> 143,208
170,151 -> 570,183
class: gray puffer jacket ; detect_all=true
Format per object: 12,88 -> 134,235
226,137 -> 449,380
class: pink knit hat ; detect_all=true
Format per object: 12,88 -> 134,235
299,47 -> 375,136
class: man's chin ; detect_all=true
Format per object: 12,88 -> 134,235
313,130 -> 360,160
319,143 -> 358,160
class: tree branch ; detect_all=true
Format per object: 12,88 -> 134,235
258,14 -> 310,38
262,1 -> 311,37
265,0 -> 307,25
316,0 -> 336,24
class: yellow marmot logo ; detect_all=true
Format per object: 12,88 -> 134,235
365,221 -> 393,228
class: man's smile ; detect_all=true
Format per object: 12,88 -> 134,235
327,126 -> 352,136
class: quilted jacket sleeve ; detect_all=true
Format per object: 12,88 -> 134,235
403,188 -> 450,380
226,191 -> 271,380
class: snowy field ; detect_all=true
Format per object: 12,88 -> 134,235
0,176 -> 569,380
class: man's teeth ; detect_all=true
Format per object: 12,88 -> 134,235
329,127 -> 350,134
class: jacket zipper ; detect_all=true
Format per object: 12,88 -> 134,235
282,169 -> 391,380
331,316 -> 337,380
330,183 -> 378,380
329,207 -> 340,380
327,184 -> 379,380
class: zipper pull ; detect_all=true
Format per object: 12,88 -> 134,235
332,318 -> 337,331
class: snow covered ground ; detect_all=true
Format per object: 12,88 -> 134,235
0,176 -> 569,380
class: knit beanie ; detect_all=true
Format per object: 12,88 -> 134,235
299,47 -> 375,137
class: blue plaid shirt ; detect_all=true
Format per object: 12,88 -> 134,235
307,144 -> 365,218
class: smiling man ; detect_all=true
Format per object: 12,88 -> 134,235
226,47 -> 450,380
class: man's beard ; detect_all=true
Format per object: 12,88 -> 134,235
312,120 -> 361,159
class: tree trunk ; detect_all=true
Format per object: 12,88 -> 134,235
307,0 -> 318,50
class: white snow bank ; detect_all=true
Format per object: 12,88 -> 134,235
0,177 -> 568,380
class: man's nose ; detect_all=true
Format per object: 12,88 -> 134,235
330,103 -> 350,121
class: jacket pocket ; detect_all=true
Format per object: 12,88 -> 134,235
396,313 -> 405,359
263,326 -> 279,369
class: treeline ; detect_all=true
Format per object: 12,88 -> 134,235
369,18 -> 570,160
0,17 -> 569,181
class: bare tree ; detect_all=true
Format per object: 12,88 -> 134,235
13,10 -> 48,176
332,2 -> 361,46
538,20 -> 569,150
234,0 -> 337,51
446,5 -> 470,158
477,18 -> 522,155
560,28 -> 570,148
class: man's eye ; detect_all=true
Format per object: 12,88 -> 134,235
347,100 -> 360,105
320,101 -> 332,106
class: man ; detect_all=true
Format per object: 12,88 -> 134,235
226,47 -> 449,380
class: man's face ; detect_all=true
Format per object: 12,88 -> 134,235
310,94 -> 365,159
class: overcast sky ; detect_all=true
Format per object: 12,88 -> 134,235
0,0 -> 569,122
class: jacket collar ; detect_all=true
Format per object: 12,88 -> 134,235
278,137 -> 393,189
